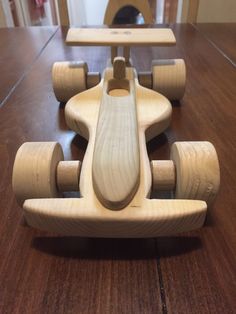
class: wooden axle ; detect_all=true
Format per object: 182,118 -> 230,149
57,160 -> 81,192
151,160 -> 176,191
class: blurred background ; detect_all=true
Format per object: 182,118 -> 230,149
0,0 -> 236,27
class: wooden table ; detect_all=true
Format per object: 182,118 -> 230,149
194,23 -> 236,66
0,26 -> 57,106
0,24 -> 235,314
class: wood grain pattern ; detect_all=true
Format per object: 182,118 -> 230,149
0,24 -> 236,313
23,60 -> 208,236
154,23 -> 236,314
52,61 -> 88,102
22,56 -> 210,235
92,64 -> 140,210
171,141 -> 220,205
0,27 -> 163,312
194,23 -> 236,66
66,28 -> 176,46
0,27 -> 58,106
12,142 -> 63,205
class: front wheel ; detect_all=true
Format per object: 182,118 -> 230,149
170,141 -> 220,205
12,142 -> 64,205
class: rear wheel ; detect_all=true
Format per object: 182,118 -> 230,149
152,59 -> 186,100
52,61 -> 88,102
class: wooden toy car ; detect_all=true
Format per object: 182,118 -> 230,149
12,28 -> 220,237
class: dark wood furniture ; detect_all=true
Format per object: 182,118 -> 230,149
0,26 -> 57,105
0,24 -> 235,314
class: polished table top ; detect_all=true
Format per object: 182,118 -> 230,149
0,24 -> 235,313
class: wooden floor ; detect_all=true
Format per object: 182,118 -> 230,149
0,24 -> 236,313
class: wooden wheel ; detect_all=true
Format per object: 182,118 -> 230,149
12,142 -> 64,205
170,141 -> 220,205
52,61 -> 88,103
152,59 -> 186,100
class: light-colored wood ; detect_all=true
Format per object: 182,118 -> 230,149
23,198 -> 206,237
12,142 -> 63,205
152,59 -> 186,100
92,58 -> 139,210
21,62 -> 210,237
57,161 -> 81,192
103,0 -> 153,25
52,61 -> 88,103
151,160 -> 175,191
57,0 -> 69,26
113,57 -> 126,80
170,141 -> 220,205
66,28 -> 176,47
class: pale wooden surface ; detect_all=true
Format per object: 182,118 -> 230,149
152,58 -> 186,100
171,141 -> 220,205
57,160 -> 81,192
151,160 -> 175,191
103,0 -> 153,25
12,142 -> 63,205
21,61 -> 209,237
52,61 -> 88,103
66,28 -> 176,47
92,61 -> 140,210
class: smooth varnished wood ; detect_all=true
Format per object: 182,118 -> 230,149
66,28 -> 176,46
194,23 -> 236,65
0,27 -> 58,105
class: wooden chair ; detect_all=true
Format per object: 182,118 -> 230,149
164,0 -> 199,23
0,1 -> 7,27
